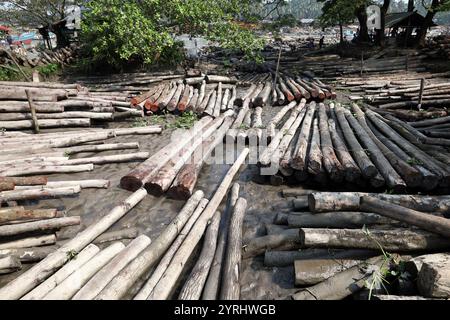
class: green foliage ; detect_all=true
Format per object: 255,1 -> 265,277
319,0 -> 365,28
81,0 -> 265,68
169,111 -> 199,129
0,67 -> 18,81
37,63 -> 61,77
66,250 -> 78,261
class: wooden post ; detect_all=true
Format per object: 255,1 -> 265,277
418,78 -> 425,110
25,90 -> 39,134
360,52 -> 364,77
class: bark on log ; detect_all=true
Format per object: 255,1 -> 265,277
292,256 -> 388,300
21,244 -> 100,300
0,118 -> 91,130
264,249 -> 377,267
307,118 -> 326,184
334,105 -> 377,178
92,228 -> 139,244
417,253 -> 450,298
1,165 -> 93,177
73,235 -> 151,300
243,229 -> 301,258
0,255 -> 22,274
178,211 -> 220,300
43,242 -> 125,300
0,234 -> 56,250
291,102 -> 317,171
309,192 -> 450,214
0,176 -> 47,186
0,216 -> 80,237
120,117 -> 213,191
146,149 -> 249,300
202,183 -> 240,300
0,208 -> 57,225
168,116 -> 234,200
360,196 -> 450,238
0,188 -> 148,300
299,228 -> 450,251
295,258 -> 362,286
287,211 -> 394,228
95,191 -> 204,300
220,198 -> 247,300
167,83 -> 184,112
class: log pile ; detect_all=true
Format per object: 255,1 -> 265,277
0,148 -> 248,300
247,189 -> 450,300
121,111 -> 237,199
133,76 -> 237,116
258,101 -> 450,191
0,82 -> 147,130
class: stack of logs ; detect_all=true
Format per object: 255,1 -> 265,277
132,75 -> 237,116
0,44 -> 78,70
422,35 -> 450,60
0,148 -> 249,300
0,126 -> 161,182
120,110 -> 238,199
258,101 -> 450,191
245,189 -> 450,300
0,82 -> 145,130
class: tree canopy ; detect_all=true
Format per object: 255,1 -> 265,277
80,0 -> 265,68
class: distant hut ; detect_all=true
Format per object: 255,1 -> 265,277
386,11 -> 437,44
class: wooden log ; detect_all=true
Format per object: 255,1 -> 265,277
62,142 -> 139,155
43,242 -> 125,300
0,255 -> 22,275
236,110 -> 251,145
344,108 -> 405,190
0,188 -> 148,300
291,102 -> 317,171
307,118 -> 326,184
95,191 -> 204,300
0,112 -> 114,121
21,244 -> 100,300
292,256 -> 388,300
177,85 -> 191,112
202,183 -> 240,300
221,88 -> 230,111
309,192 -> 450,214
73,235 -> 151,300
0,234 -> 56,250
243,229 -> 301,259
0,208 -> 57,224
0,186 -> 81,203
25,90 -> 40,134
317,103 -> 344,182
285,77 -> 302,100
259,100 -> 306,166
157,83 -> 177,111
0,88 -> 61,101
0,118 -> 91,130
0,176 -> 47,186
327,111 -> 361,182
120,117 -> 213,191
145,113 -> 230,196
186,88 -> 199,112
279,78 -> 295,102
133,198 -> 209,300
213,82 -> 222,116
178,211 -> 221,300
220,198 -> 247,300
254,81 -> 272,107
417,253 -> 450,298
299,228 -> 450,251
203,90 -> 217,117
295,258 -> 362,286
287,211 -> 394,228
0,217 -> 80,237
0,181 -> 14,192
364,110 -> 447,178
195,81 -> 206,109
185,77 -> 205,85
92,227 -> 139,244
334,105 -> 377,178
264,249 -> 377,267
167,83 -> 184,112
167,116 -> 234,200
1,165 -> 93,177
227,87 -> 236,110
265,101 -> 296,141
360,196 -> 450,238
146,149 -> 249,300
206,75 -> 237,84
0,103 -> 63,113
352,104 -> 422,187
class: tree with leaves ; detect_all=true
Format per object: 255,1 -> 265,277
416,0 -> 450,45
81,0 -> 265,68
0,1 -> 78,47
320,0 -> 357,43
